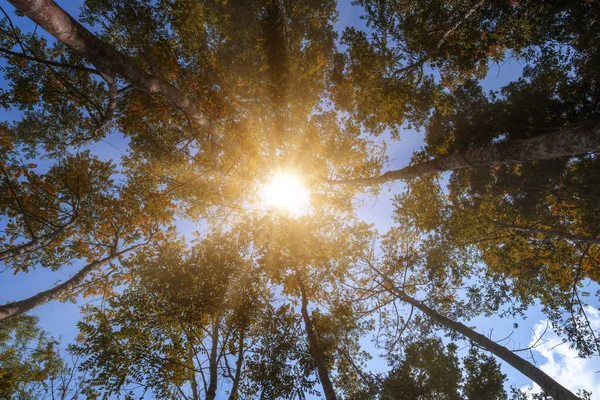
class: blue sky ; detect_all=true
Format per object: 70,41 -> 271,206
335,1 -> 599,397
1,0 -> 599,398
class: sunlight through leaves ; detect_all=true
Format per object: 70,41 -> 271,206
260,172 -> 311,216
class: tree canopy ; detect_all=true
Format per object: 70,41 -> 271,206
1,0 -> 600,398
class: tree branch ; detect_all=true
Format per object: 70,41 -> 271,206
7,0 -> 218,138
94,70 -> 118,133
0,241 -> 147,321
0,214 -> 77,261
332,120 -> 600,186
364,261 -> 580,400
0,45 -> 100,74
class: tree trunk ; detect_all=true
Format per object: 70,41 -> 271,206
0,217 -> 77,262
334,120 -> 600,186
190,352 -> 200,400
401,294 -> 579,400
206,318 -> 220,400
0,243 -> 145,321
367,265 -> 580,400
492,221 -> 600,246
298,277 -> 338,400
6,0 -> 216,136
228,330 -> 245,400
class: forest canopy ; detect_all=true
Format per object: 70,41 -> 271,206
1,0 -> 600,398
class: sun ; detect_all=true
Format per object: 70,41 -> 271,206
260,172 -> 310,215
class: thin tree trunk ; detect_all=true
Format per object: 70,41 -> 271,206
0,219 -> 74,261
0,243 -> 145,321
333,120 -> 600,185
189,346 -> 200,400
367,264 -> 580,400
206,318 -> 220,400
228,330 -> 245,400
492,221 -> 600,246
190,373 -> 200,400
297,277 -> 338,400
6,0 -> 216,137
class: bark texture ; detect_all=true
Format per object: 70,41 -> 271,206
368,266 -> 580,400
334,120 -> 600,185
7,0 -> 216,136
0,243 -> 144,321
298,278 -> 338,400
95,71 -> 118,133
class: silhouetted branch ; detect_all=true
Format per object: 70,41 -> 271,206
0,45 -> 99,74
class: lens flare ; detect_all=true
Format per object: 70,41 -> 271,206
260,173 -> 310,215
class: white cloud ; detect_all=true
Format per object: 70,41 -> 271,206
521,307 -> 600,399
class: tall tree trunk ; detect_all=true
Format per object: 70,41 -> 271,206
334,120 -> 600,185
297,277 -> 338,400
0,243 -> 145,321
6,0 -> 216,136
492,221 -> 600,246
228,329 -> 245,400
206,317 -> 220,400
190,351 -> 200,400
0,217 -> 76,262
367,264 -> 580,400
